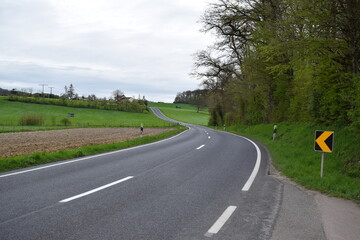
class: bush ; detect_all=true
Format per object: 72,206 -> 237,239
18,114 -> 44,126
60,118 -> 71,126
51,116 -> 57,125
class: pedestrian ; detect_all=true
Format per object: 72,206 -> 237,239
140,123 -> 144,136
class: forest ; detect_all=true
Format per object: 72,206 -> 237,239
192,0 -> 360,129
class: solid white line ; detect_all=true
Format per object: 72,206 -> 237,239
240,137 -> 261,191
0,129 -> 189,178
196,144 -> 205,150
59,176 -> 133,203
219,131 -> 261,191
205,206 -> 237,237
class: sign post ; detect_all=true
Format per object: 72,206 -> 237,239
320,152 -> 325,178
314,130 -> 334,178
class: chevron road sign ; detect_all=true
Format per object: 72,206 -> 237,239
315,131 -> 334,153
314,130 -> 334,177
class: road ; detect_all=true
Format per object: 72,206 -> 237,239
0,108 -> 282,240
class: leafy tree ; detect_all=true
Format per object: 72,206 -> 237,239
192,0 -> 360,128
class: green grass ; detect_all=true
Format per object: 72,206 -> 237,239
226,123 -> 360,201
0,98 -> 173,132
0,127 -> 187,173
149,102 -> 209,125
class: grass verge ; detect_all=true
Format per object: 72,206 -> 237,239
0,127 -> 187,173
225,123 -> 360,202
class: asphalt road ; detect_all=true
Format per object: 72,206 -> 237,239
0,108 -> 282,240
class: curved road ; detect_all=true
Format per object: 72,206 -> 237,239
0,108 -> 282,240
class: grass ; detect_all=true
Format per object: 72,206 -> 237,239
225,123 -> 360,202
0,127 -> 187,173
0,98 -> 173,132
149,102 -> 209,125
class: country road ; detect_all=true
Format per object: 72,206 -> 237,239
0,108 -> 283,239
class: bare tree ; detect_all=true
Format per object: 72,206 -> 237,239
113,90 -> 126,102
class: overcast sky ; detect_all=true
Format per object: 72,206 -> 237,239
0,0 -> 213,102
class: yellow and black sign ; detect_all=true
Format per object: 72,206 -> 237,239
314,131 -> 334,153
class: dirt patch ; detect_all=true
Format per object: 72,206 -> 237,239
0,128 -> 174,158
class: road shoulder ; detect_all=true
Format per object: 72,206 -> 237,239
315,192 -> 360,240
269,161 -> 360,240
270,174 -> 326,240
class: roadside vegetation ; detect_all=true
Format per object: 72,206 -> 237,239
149,102 -> 209,125
0,127 -> 187,173
0,97 -> 174,133
8,95 -> 148,113
192,0 -> 360,129
225,123 -> 360,202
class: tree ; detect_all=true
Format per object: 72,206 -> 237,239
192,0 -> 360,126
63,84 -> 76,100
113,90 -> 126,102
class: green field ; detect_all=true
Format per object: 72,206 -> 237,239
0,98 -> 173,132
149,102 -> 209,125
226,123 -> 360,201
0,98 -> 187,172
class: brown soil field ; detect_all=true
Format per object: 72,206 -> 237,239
0,128 -> 174,158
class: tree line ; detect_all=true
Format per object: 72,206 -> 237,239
174,89 -> 208,112
192,0 -> 360,129
6,85 -> 148,113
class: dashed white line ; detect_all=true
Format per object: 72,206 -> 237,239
196,144 -> 205,150
208,136 -> 211,139
205,206 -> 237,237
59,176 -> 134,203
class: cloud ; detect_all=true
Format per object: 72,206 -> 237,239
0,0 -> 211,102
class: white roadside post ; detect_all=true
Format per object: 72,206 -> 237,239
273,124 -> 277,141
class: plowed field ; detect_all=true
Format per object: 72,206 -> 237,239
0,128 -> 173,158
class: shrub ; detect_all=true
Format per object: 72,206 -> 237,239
18,114 -> 44,126
60,118 -> 71,126
51,116 -> 57,125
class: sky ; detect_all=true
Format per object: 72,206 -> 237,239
0,0 -> 213,102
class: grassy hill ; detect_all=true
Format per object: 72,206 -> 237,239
0,98 -> 173,132
149,102 -> 209,125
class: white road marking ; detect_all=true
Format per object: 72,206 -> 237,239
223,132 -> 262,191
240,137 -> 261,191
196,144 -> 205,150
208,136 -> 211,139
205,206 -> 237,237
59,176 -> 133,203
0,129 -> 189,178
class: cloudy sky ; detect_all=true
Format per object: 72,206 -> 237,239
0,0 -> 213,102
